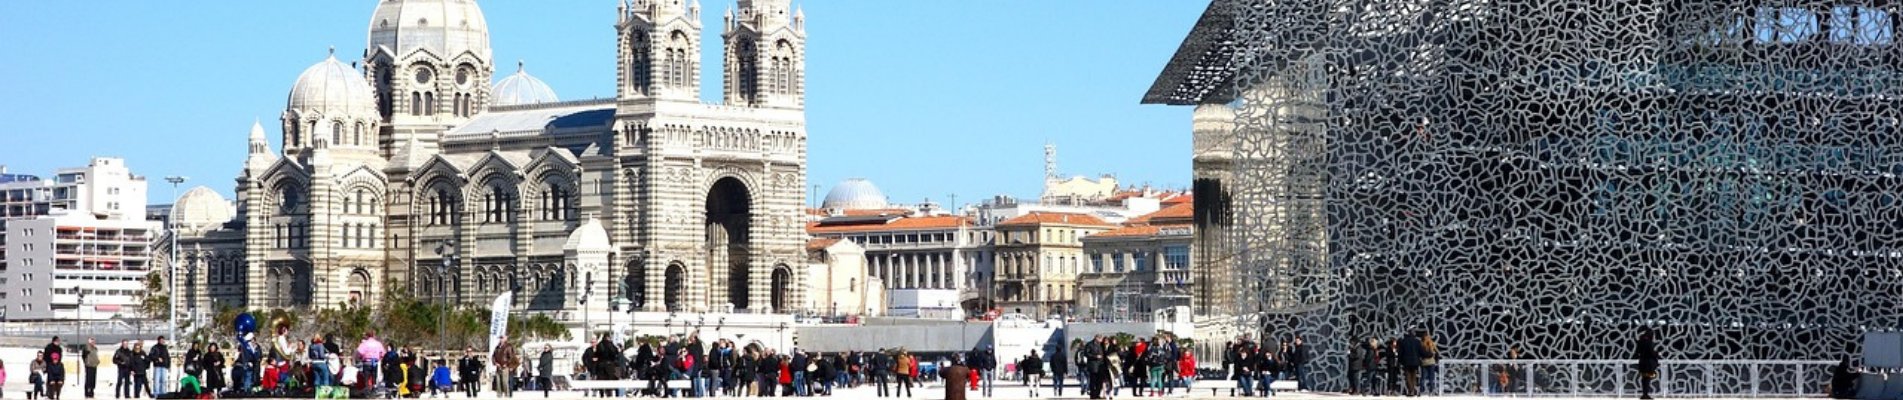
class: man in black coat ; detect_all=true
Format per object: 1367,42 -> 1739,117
1289,337 -> 1309,392
458,347 -> 484,398
1050,346 -> 1068,397
1635,330 -> 1660,400
1400,333 -> 1425,396
872,349 -> 892,398
113,341 -> 133,399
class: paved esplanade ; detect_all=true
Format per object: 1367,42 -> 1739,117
294,384 -> 1804,400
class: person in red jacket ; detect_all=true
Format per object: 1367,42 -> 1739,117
778,356 -> 794,396
1177,352 -> 1197,390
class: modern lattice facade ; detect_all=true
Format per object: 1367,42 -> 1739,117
1148,0 -> 1903,392
170,0 -> 810,318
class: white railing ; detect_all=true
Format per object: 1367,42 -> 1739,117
1429,359 -> 1836,397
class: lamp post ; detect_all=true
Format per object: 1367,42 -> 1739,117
434,241 -> 457,354
164,175 -> 186,351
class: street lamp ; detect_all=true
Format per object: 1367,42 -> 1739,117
164,175 -> 186,354
434,241 -> 457,354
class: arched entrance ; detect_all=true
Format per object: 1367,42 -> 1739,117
770,265 -> 792,312
664,262 -> 685,312
706,177 -> 752,310
624,258 -> 647,309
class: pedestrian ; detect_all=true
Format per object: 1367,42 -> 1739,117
894,351 -> 915,398
114,341 -> 133,399
1289,337 -> 1308,392
1635,329 -> 1660,400
974,347 -> 996,397
202,344 -> 226,397
1360,338 -> 1379,396
1421,331 -> 1439,396
129,342 -> 149,399
1400,331 -> 1424,397
1051,345 -> 1068,397
1146,339 -> 1168,397
457,347 -> 482,398
491,338 -> 519,399
537,345 -> 554,398
149,337 -> 171,398
81,338 -> 99,400
308,335 -> 332,389
432,359 -> 454,398
940,357 -> 971,400
1382,339 -> 1400,396
33,353 -> 46,400
183,342 -> 203,383
1023,351 -> 1044,398
1176,350 -> 1195,394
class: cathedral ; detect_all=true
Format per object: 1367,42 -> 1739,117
170,0 -> 810,320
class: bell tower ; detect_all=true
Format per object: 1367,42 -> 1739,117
619,0 -> 704,101
723,0 -> 804,108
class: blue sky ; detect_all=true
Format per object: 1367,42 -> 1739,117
0,1 -> 1202,207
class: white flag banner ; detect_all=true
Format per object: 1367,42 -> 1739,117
489,292 -> 512,352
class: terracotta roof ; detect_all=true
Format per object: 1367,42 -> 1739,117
1089,223 -> 1192,239
1161,193 -> 1193,205
997,212 -> 1113,227
807,215 -> 971,234
806,237 -> 842,252
1130,202 -> 1194,225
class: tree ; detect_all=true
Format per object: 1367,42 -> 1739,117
138,270 -> 169,321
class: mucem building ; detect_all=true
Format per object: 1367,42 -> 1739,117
1146,0 -> 1903,394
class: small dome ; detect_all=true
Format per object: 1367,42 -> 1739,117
288,53 -> 378,119
171,186 -> 235,230
822,178 -> 889,210
491,62 -> 559,106
368,0 -> 491,62
564,216 -> 612,252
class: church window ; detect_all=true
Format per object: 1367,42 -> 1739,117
424,92 -> 436,116
629,32 -> 651,94
331,122 -> 343,147
484,183 -> 515,223
411,92 -> 423,116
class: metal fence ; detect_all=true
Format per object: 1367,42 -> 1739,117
1430,359 -> 1836,397
0,320 -> 172,339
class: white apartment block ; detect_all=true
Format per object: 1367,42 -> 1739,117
0,158 -> 156,321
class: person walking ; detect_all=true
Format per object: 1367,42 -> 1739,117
893,351 -> 915,398
537,345 -> 554,398
1360,338 -> 1379,396
149,337 -> 171,398
82,338 -> 100,399
973,347 -> 996,398
871,349 -> 891,398
491,339 -> 519,399
1051,345 -> 1068,397
940,357 -> 971,400
1635,329 -> 1660,400
1382,339 -> 1401,396
1400,332 -> 1424,397
1023,351 -> 1045,398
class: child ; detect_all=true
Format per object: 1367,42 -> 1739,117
430,360 -> 453,398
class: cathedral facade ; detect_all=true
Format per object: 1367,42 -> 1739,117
173,0 -> 810,318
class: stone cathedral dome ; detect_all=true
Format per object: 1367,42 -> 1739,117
369,0 -> 492,62
171,186 -> 236,231
287,53 -> 379,119
491,62 -> 560,106
822,178 -> 889,210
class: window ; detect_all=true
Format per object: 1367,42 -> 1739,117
1112,252 -> 1125,273
1829,6 -> 1894,45
484,183 -> 515,223
1133,251 -> 1150,272
1163,245 -> 1190,270
411,92 -> 423,116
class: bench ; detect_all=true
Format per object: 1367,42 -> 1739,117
1187,379 -> 1298,396
567,379 -> 692,397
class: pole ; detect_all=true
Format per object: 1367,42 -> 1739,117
163,175 -> 185,394
435,241 -> 454,357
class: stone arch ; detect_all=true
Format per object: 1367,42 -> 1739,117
624,257 -> 647,309
665,261 -> 687,312
706,176 -> 753,310
771,264 -> 792,313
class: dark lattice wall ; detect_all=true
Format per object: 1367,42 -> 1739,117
1226,0 -> 1903,392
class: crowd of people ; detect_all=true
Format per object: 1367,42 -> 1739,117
1342,329 -> 1439,397
1219,335 -> 1308,398
1073,334 -> 1200,400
